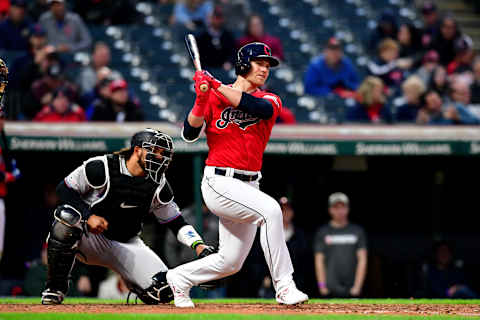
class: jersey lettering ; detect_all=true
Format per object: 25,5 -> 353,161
215,107 -> 260,130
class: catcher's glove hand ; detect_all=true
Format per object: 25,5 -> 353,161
197,245 -> 217,259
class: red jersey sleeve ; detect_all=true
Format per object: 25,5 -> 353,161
256,92 -> 283,119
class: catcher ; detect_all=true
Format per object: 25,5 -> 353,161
41,128 -> 215,305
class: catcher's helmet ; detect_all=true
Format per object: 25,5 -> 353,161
235,42 -> 280,76
131,128 -> 174,184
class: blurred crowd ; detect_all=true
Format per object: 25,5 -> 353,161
305,1 -> 480,125
1,0 -> 143,121
1,0 -> 477,125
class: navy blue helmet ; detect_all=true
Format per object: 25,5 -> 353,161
235,42 -> 280,76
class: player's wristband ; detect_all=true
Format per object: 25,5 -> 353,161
318,282 -> 326,289
177,225 -> 204,248
191,240 -> 205,249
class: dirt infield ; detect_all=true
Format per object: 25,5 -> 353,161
2,303 -> 480,316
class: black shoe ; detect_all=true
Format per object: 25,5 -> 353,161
41,288 -> 65,305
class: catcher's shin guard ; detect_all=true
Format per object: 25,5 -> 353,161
44,205 -> 84,295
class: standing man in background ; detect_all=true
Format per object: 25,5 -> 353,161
314,192 -> 367,297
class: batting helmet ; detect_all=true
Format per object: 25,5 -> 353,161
235,42 -> 280,76
131,128 -> 174,184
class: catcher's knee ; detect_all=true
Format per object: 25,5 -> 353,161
49,205 -> 83,247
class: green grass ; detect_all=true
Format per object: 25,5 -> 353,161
0,314 -> 475,320
1,298 -> 479,319
1,297 -> 480,305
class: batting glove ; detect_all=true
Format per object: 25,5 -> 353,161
202,71 -> 222,90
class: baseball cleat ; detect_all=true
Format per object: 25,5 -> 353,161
276,285 -> 309,305
41,288 -> 65,305
166,271 -> 194,308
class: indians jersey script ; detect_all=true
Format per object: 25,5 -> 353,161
203,89 -> 282,171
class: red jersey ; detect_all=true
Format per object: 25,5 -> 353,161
34,105 -> 86,122
204,89 -> 282,171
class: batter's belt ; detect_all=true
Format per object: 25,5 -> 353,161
214,168 -> 259,182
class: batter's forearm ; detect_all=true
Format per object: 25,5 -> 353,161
217,84 -> 243,107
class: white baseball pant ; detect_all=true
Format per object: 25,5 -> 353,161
168,166 -> 294,292
75,233 -> 168,290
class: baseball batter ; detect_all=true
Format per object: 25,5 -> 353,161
160,43 -> 309,307
41,129 -> 215,305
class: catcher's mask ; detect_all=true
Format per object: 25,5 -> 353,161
131,129 -> 174,184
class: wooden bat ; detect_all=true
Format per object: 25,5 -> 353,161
184,34 -> 209,92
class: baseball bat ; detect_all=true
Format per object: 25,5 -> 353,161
184,34 -> 209,92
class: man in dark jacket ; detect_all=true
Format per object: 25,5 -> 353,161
196,6 -> 236,70
91,79 -> 144,122
0,0 -> 32,51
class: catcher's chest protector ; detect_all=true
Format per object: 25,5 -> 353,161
91,154 -> 158,242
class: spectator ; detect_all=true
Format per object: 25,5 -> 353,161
0,0 -> 32,51
0,0 -> 9,21
369,9 -> 398,54
397,23 -> 423,66
396,76 -> 427,123
416,89 -> 479,125
82,67 -> 118,118
98,272 -> 129,300
314,193 -> 367,298
214,0 -> 250,31
27,0 -> 49,22
7,24 -> 50,119
415,50 -> 440,85
23,243 -> 92,296
428,66 -> 449,98
91,79 -> 144,122
429,15 -> 461,66
237,14 -> 284,61
196,6 -> 236,70
425,242 -> 477,299
470,58 -> 480,104
448,80 -> 477,115
420,1 -> 440,48
346,76 -> 393,124
33,86 -> 86,122
30,52 -> 78,112
367,38 -> 409,90
39,0 -> 92,53
304,37 -> 360,98
172,0 -> 213,31
447,35 -> 474,76
76,42 -> 121,95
